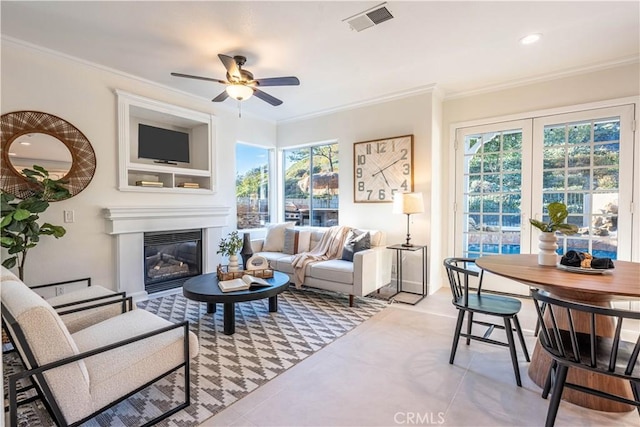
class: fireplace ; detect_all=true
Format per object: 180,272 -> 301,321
144,229 -> 202,294
104,205 -> 229,301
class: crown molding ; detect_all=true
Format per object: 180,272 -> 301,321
1,35 -> 274,123
444,56 -> 640,101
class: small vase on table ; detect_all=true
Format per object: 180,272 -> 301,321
228,254 -> 240,272
538,232 -> 558,266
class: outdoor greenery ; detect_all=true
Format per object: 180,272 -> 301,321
529,202 -> 578,235
466,120 -> 620,229
217,231 -> 243,257
236,165 -> 268,198
1,165 -> 70,280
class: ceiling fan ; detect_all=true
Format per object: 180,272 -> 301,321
171,54 -> 300,106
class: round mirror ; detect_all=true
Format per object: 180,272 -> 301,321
1,111 -> 96,201
7,133 -> 73,180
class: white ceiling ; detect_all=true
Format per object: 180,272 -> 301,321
1,1 -> 638,122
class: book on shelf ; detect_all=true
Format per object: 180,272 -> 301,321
177,182 -> 200,188
218,274 -> 270,292
135,181 -> 163,187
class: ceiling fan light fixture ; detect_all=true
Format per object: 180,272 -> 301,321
226,84 -> 254,101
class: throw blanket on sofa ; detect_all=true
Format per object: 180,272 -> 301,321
291,225 -> 351,288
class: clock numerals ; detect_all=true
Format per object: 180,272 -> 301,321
354,135 -> 413,203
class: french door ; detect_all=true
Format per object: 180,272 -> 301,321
455,104 -> 635,294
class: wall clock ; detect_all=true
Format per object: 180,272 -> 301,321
353,135 -> 413,203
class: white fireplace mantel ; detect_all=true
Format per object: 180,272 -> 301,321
103,205 -> 231,300
103,205 -> 230,234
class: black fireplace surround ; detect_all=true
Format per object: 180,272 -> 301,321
144,229 -> 202,294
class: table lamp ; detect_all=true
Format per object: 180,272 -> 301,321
393,192 -> 424,247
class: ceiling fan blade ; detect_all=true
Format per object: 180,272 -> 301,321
171,72 -> 226,84
253,88 -> 283,106
254,76 -> 300,87
218,54 -> 241,80
212,90 -> 229,102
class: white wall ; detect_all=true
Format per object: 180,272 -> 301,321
1,39 -> 276,288
277,92 -> 436,293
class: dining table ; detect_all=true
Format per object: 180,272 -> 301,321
475,254 -> 640,413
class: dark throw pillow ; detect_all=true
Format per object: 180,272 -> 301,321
341,230 -> 371,262
283,228 -> 300,255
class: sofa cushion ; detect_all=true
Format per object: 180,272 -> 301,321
283,228 -> 299,255
341,229 -> 371,262
308,260 -> 354,285
257,251 -> 290,268
262,222 -> 295,252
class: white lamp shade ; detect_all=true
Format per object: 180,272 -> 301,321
226,84 -> 254,101
393,192 -> 424,215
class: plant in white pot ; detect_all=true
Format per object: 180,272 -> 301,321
217,231 -> 243,272
529,202 -> 578,266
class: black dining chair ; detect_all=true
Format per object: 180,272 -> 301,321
443,257 -> 530,386
531,289 -> 640,427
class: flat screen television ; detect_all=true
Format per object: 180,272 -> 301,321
138,124 -> 190,164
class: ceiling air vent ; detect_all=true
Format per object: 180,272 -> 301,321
344,3 -> 394,32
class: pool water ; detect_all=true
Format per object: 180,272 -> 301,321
467,244 -> 617,260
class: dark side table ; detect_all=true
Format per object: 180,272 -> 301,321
386,244 -> 427,305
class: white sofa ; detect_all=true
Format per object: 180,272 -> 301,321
250,225 -> 392,306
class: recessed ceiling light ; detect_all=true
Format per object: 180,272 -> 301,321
20,141 -> 31,146
520,33 -> 542,45
8,152 -> 17,156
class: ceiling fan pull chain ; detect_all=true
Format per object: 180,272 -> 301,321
238,100 -> 242,118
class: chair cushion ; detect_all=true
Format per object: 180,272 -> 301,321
46,285 -> 128,333
1,272 -> 93,421
71,309 -> 199,424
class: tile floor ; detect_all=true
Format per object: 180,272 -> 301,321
201,287 -> 639,426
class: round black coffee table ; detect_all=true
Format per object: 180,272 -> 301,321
183,271 -> 290,335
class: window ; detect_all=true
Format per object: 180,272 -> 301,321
283,143 -> 339,227
236,144 -> 270,229
455,105 -> 635,294
460,121 -> 532,258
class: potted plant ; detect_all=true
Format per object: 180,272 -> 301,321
217,231 -> 243,272
529,201 -> 578,266
1,165 -> 70,280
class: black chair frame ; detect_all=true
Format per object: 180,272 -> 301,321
531,289 -> 640,427
444,257 -> 530,386
2,299 -> 191,427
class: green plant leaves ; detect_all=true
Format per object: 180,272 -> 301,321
529,201 -> 578,235
0,165 -> 69,280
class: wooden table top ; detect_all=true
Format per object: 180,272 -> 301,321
475,254 -> 640,302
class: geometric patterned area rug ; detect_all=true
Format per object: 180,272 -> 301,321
3,286 -> 387,426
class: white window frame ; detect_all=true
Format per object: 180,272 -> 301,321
449,98 -> 638,294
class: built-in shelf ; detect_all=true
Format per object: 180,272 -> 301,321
116,90 -> 216,194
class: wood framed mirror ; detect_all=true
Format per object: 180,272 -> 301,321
1,111 -> 96,201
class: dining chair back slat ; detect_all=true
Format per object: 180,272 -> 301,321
531,289 -> 640,427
